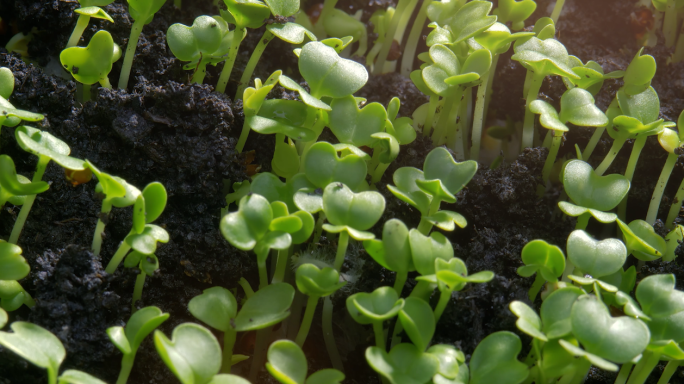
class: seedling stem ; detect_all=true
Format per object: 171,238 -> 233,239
392,271 -> 408,296
422,96 -> 439,137
235,31 -> 273,100
222,329 -> 237,373
521,73 -> 545,150
614,363 -> 633,384
132,269 -> 145,312
9,156 -> 50,244
118,22 -> 144,89
664,0 -> 678,48
541,131 -> 563,182
92,199 -> 113,256
594,137 -> 626,176
107,240 -> 132,274
400,0 -> 430,77
575,212 -> 590,230
116,354 -> 135,384
656,360 -> 681,384
582,126 -> 605,161
550,0 -> 566,23
333,232 -> 350,271
433,290 -> 451,323
372,321 -> 385,351
257,248 -> 270,289
373,0 -> 409,75
646,152 -> 678,224
617,136 -> 647,220
216,27 -> 245,94
295,295 -> 318,346
323,297 -> 344,371
470,68 -> 492,161
626,350 -> 660,384
67,15 -> 91,48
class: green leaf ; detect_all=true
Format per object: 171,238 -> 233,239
322,182 -> 385,231
0,308 -> 7,328
616,87 -> 660,125
74,6 -> 114,22
60,30 -> 114,85
347,286 -> 404,324
128,0 -> 165,24
223,0 -> 271,29
664,225 -> 684,262
295,264 -> 345,297
418,147 -> 477,202
303,142 -> 368,191
427,0 -> 465,26
426,344 -> 464,380
529,100 -> 568,132
167,16 -> 223,62
518,239 -> 565,282
0,67 -> 14,99
125,224 -> 169,255
263,0 -> 299,17
278,75 -> 331,111
558,88 -> 608,127
422,45 -> 462,97
540,287 -> 583,339
189,287 -> 237,333
567,275 -> 617,292
474,22 -> 534,54
298,41 -> 368,99
268,22 -> 316,43
0,281 -> 31,312
58,370 -> 107,384
423,210 -> 467,232
399,297 -> 435,351
469,331 -> 528,384
328,96 -> 387,147
233,283 -> 294,331
290,211 -> 315,244
305,369 -> 345,384
434,258 -> 493,291
558,339 -> 618,372
220,194 -> 273,251
254,231 -> 291,257
142,182 -> 167,224
512,37 -> 579,79
636,274 -> 684,342
562,160 -> 630,211
0,322 -> 65,378
363,219 -> 413,273
0,242 -> 30,281
16,127 -> 85,170
571,295 -> 650,363
247,115 -> 316,141
623,48 -> 656,95
370,132 -> 400,164
510,301 -> 547,341
106,326 -> 131,355
387,167 -> 430,215
266,340 -> 307,384
154,323 -> 221,384
494,0 -> 537,30
208,375 -> 252,384
0,155 -> 48,198
617,219 -> 667,261
566,230 -> 626,278
366,343 -> 439,384
445,1 -> 497,44
410,230 -> 454,276
557,201 -> 618,223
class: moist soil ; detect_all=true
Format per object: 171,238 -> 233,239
0,0 -> 683,383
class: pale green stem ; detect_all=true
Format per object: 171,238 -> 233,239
99,77 -> 112,89
333,232 -> 350,271
568,360 -> 592,384
626,350 -> 660,384
433,289 -> 451,323
674,21 -> 684,63
236,115 -> 251,153
400,0 -> 431,76
423,96 -> 439,137
256,249 -> 269,289
271,248 -> 290,284
582,126 -> 606,161
614,363 -> 634,384
373,0 -> 410,75
287,291 -> 305,340
646,153 -> 678,224
313,212 -> 326,244
221,329 -> 237,373
191,61 -> 208,84
386,0 -> 420,72
482,54 -> 500,121
392,271 -> 408,297
528,273 -> 546,302
550,0 -> 566,23
368,148 -> 382,176
575,212 -> 590,230
116,353 -> 136,384
449,92 -> 468,160
322,297 -> 344,371
372,321 -> 386,351
92,199 -> 113,256
417,197 -> 442,235
315,0 -> 338,38
216,26 -> 245,94
118,20 -> 144,90
664,0 -> 678,48
618,136 -> 647,221
431,93 -> 458,144
9,156 -> 49,244
239,277 -> 255,298
521,73 -> 545,151
81,84 -> 92,103
106,237 -> 132,274
594,137 -> 627,176
471,69 -> 492,161
48,368 -> 57,384
656,360 -> 681,384
67,14 -> 90,48
131,269 -> 145,312
248,327 -> 271,381
235,30 -> 274,100
666,175 -> 684,229
372,162 -> 390,184
295,295 -> 319,346
542,130 -> 563,183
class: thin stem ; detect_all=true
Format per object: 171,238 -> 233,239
550,0 -> 566,23
482,54 -> 500,121
392,272 -> 408,297
92,199 -> 113,256
221,329 -> 237,373
431,94 -> 457,143
216,26 -> 245,94
614,363 -> 634,384
666,174 -> 684,229
333,232 -> 350,271
235,30 -> 274,101
568,359 -> 592,384
314,0 -> 338,38
521,73 -> 545,151
372,321 -> 386,351
372,162 -> 390,184
81,84 -> 92,103
626,350 -> 660,384
618,136 -> 647,221
271,248 -> 290,284
9,156 -> 49,244
575,212 -> 590,230
385,0 -> 420,73
131,269 -> 145,312
191,61 -> 208,84
674,20 -> 684,63
449,92 -> 468,160
236,116 -> 252,153
106,237 -> 132,274
116,353 -> 136,384
313,212 -> 326,244
248,327 -> 272,381
646,153 -> 678,224
295,295 -> 319,346
118,20 -> 144,90
416,217 -> 433,235
594,138 -> 627,176
542,130 -> 563,183
48,368 -> 57,384
373,0 -> 409,75
400,0 -> 431,77
238,277 -> 255,298
528,272 -> 546,302
664,0 -> 678,48
582,126 -> 606,161
256,250 -> 269,289
433,289 -> 451,323
322,297 -> 344,371
470,69 -> 492,161
67,15 -> 90,48
423,96 -> 440,137
656,360 -> 681,384
99,77 -> 112,90
391,281 -> 435,347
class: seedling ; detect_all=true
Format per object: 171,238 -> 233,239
107,306 -> 169,384
469,331 -> 528,384
363,219 -> 414,295
267,340 -> 344,384
565,230 -> 627,289
123,250 -> 159,311
61,30 -> 117,89
347,286 -> 404,350
425,344 -> 467,384
559,159 -> 630,230
652,0 -> 684,47
642,127 -> 683,224
298,40 -> 368,100
303,142 -> 368,192
188,284 -> 294,372
0,155 -> 48,209
517,239 -> 565,301
10,126 -> 85,244
511,37 -> 579,150
397,296 -> 436,353
118,0 -> 166,89
294,264 -> 345,346
665,112 -> 684,228
617,219 -> 667,262
0,280 -> 35,311
0,70 -> 45,148
66,0 -> 115,48
369,98 -> 417,183
0,241 -> 30,281
494,0 -> 537,30
154,323 -> 223,384
563,56 -> 625,97
367,7 -> 392,70
529,88 -> 608,183
366,343 -> 439,383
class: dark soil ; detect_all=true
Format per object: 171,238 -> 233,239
0,0 -> 683,383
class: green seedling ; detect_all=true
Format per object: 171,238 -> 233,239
644,127 -> 683,224
189,284 -> 293,373
61,30 -> 117,89
246,172 -> 314,215
469,331 -> 528,384
0,70 -> 45,148
328,95 -> 387,149
530,88 -> 608,183
6,30 -> 34,58
10,126 -> 85,244
167,16 -> 236,84
565,230 -> 627,289
0,241 -> 30,281
369,98 -> 416,183
294,264 -> 345,346
303,142 -> 368,192
511,37 -> 579,150
494,0 -> 537,30
652,0 -> 684,47
0,155 -> 48,209
106,181 -> 168,274
366,343 -> 439,384
617,219 -> 667,262
398,297 -> 435,352
367,7 -> 392,71
298,40 -> 368,100
363,219 -> 414,295
559,159 -> 630,230
107,306 -> 169,384
66,0 -> 115,48
267,340 -> 345,384
517,239 -> 565,301
321,9 -> 367,57
123,250 -> 159,311
623,47 -> 657,95
0,322 -> 107,384
665,112 -> 684,228
426,344 -> 467,384
0,280 -> 35,311
347,286 -> 405,350
237,70 -> 281,153
563,56 -> 625,97
118,0 -> 165,89
214,0 -> 271,94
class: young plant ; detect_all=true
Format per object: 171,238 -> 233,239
266,340 -> 345,384
0,155 -> 49,209
367,7 -> 393,70
493,0 -> 537,30
294,264 -> 345,346
107,306 -> 169,384
347,286 -> 405,351
61,30 -> 118,89
516,239 -> 565,301
118,0 -> 166,90
366,343 -> 439,384
665,111 -> 684,228
302,141 -> 369,192
645,126 -> 683,224
0,280 -> 35,311
0,71 -> 45,149
0,240 -> 31,312
617,219 -> 667,262
652,0 -> 684,47
123,250 -> 159,311
10,126 -> 85,244
363,219 -> 413,295
66,0 -> 115,48
565,230 -> 627,289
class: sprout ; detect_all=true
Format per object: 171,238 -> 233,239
0,69 -> 45,149
643,127 -> 683,224
61,30 -> 119,90
665,111 -> 684,228
294,264 -> 345,346
469,332 -> 528,384
517,239 -> 565,301
118,0 -> 166,90
425,344 -> 467,384
549,0 -> 566,23
366,343 -> 439,384
107,306 -> 169,384
397,297 -> 435,352
0,155 -> 49,209
363,219 -> 413,295
303,142 -> 369,192
0,241 -> 30,281
566,230 -> 627,283
617,219 -> 667,262
652,0 -> 684,47
0,280 -> 35,311
123,250 -> 159,311
66,0 -> 115,48
347,286 -> 405,350
154,323 -> 223,384
266,340 -> 344,384
493,0 -> 537,30
367,7 -> 393,70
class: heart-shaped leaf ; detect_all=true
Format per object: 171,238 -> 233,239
512,37 -> 579,79
363,219 -> 413,273
566,230 -> 626,278
422,45 -> 462,96
517,239 -> 565,282
510,301 -> 547,341
267,22 -> 316,44
328,96 -> 387,147
623,48 -> 656,95
298,41 -> 368,99
322,182 -> 385,232
0,280 -> 31,312
0,242 -> 29,281
266,340 -> 307,384
233,283 -> 294,331
529,100 -> 568,132
303,142 -> 368,191
410,230 -> 454,276
616,87 -> 660,125
469,331 -> 528,384
474,22 -> 535,54
445,1 -> 497,44
188,287 -> 238,332
558,88 -> 608,127
167,16 -> 223,63
247,115 -> 316,141
422,147 -> 477,197
423,210 -> 467,232
16,127 -> 85,170
0,322 -> 65,378
347,286 -> 404,324
387,167 -> 430,215
141,182 -> 167,224
220,194 -> 273,251
295,264 -> 345,297
222,0 -> 271,29
636,274 -> 684,342
557,201 -> 618,224
154,323 -> 221,384
117,306 -> 169,354
571,295 -> 650,363
540,286 -> 583,339
254,231 -> 292,258
617,219 -> 667,261
60,30 -> 114,85
494,0 -> 537,30
426,344 -> 464,380
125,224 -> 169,255
366,343 -> 439,384
399,297 -> 436,351
305,369 -> 344,384
0,155 -> 48,199
562,160 -> 630,211
128,0 -> 165,24
433,258 -> 493,291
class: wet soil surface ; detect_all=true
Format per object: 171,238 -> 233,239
0,0 -> 683,383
